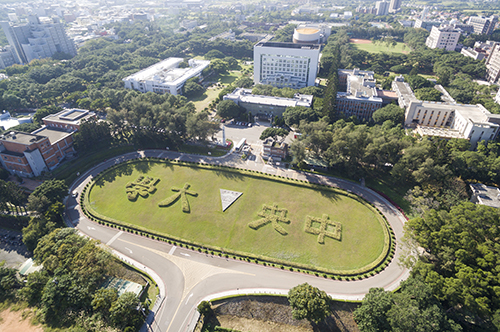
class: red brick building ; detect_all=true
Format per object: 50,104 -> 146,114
0,109 -> 95,177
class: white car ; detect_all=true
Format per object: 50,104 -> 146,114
72,191 -> 78,198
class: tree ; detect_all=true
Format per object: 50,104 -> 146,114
259,127 -> 289,141
204,49 -> 225,59
197,300 -> 212,315
186,112 -> 219,141
92,288 -> 118,316
183,81 -> 205,97
109,292 -> 144,330
415,87 -> 442,101
283,106 -> 319,127
234,76 -> 254,88
288,283 -> 331,324
372,104 -> 404,125
216,100 -> 243,119
30,179 -> 68,205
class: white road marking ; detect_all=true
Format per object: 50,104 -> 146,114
180,252 -> 190,257
168,246 -> 177,255
185,293 -> 193,305
124,247 -> 133,254
67,204 -> 77,209
87,226 -> 96,230
106,231 -> 123,246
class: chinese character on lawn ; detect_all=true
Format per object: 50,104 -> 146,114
248,203 -> 290,236
304,214 -> 341,244
126,176 -> 160,201
158,183 -> 198,213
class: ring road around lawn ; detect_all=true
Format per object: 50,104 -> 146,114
80,157 -> 395,279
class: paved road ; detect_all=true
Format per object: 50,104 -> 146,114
65,149 -> 409,332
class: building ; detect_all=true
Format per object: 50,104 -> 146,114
388,0 -> 402,13
467,15 -> 498,35
414,19 -> 443,31
253,41 -> 321,89
223,88 -> 313,118
486,44 -> 500,84
0,47 -> 16,69
336,69 -> 397,121
0,109 -> 95,177
470,183 -> 500,209
0,111 -> 32,131
262,138 -> 288,161
425,25 -> 460,51
393,76 -> 500,148
461,47 -> 487,60
375,1 -> 389,16
123,58 -> 210,95
0,15 -> 76,65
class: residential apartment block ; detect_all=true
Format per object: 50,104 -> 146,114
467,15 -> 498,35
223,88 -> 313,118
253,41 -> 321,89
486,43 -> 500,84
425,25 -> 460,51
0,15 -> 76,65
0,109 -> 95,177
388,0 -> 402,13
375,1 -> 389,16
392,76 -> 500,148
123,58 -> 210,96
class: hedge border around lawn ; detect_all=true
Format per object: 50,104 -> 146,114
80,157 -> 396,279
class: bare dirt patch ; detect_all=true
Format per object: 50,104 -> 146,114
207,296 -> 360,332
349,39 -> 372,44
0,309 -> 43,332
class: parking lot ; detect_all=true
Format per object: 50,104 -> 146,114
0,229 -> 30,269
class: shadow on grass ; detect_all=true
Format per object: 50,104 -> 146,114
94,163 -> 134,187
213,169 -> 246,181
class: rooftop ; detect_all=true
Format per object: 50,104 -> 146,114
224,88 -> 313,108
32,127 -> 72,145
43,109 -> 95,126
470,183 -> 500,209
123,58 -> 210,86
0,131 -> 46,146
255,41 -> 320,50
416,125 -> 464,139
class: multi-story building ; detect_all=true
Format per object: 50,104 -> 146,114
414,19 -> 443,31
375,1 -> 389,16
461,47 -> 486,61
486,44 -> 500,84
0,15 -> 76,65
388,0 -> 402,13
253,41 -> 321,89
0,47 -> 16,69
262,138 -> 288,161
467,15 -> 498,35
425,25 -> 460,51
223,88 -> 313,118
336,69 -> 397,122
392,76 -> 500,148
123,58 -> 210,96
0,109 -> 95,177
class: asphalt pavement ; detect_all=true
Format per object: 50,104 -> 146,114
64,148 -> 410,332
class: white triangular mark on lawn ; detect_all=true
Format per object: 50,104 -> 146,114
220,189 -> 243,212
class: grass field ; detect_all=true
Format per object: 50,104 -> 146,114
351,41 -> 409,54
87,161 -> 389,273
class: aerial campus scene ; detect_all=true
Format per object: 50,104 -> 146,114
0,0 -> 500,331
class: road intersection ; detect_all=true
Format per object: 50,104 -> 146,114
64,149 -> 410,332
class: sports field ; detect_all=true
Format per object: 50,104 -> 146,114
350,39 -> 409,54
87,161 -> 389,273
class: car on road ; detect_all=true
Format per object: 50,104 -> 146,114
72,191 -> 78,198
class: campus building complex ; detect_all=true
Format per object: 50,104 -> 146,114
0,15 -> 76,65
425,25 -> 460,51
253,41 -> 321,89
337,69 -> 397,122
0,109 -> 95,177
392,76 -> 500,148
467,15 -> 498,35
223,88 -> 313,118
122,58 -> 210,95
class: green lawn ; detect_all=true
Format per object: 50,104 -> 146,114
351,41 -> 409,54
87,161 -> 389,273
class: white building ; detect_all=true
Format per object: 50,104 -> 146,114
461,47 -> 486,61
388,0 -> 402,13
393,76 -> 500,148
253,41 -> 321,89
122,58 -> 210,95
375,1 -> 389,16
486,43 -> 500,84
425,25 -> 460,51
0,15 -> 76,65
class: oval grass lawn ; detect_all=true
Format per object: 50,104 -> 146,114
87,161 -> 388,273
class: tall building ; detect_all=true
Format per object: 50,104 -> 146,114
123,58 -> 210,95
425,25 -> 460,51
253,41 -> 321,89
486,43 -> 500,84
388,0 -> 402,13
467,15 -> 498,35
375,1 -> 389,16
0,15 -> 76,65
